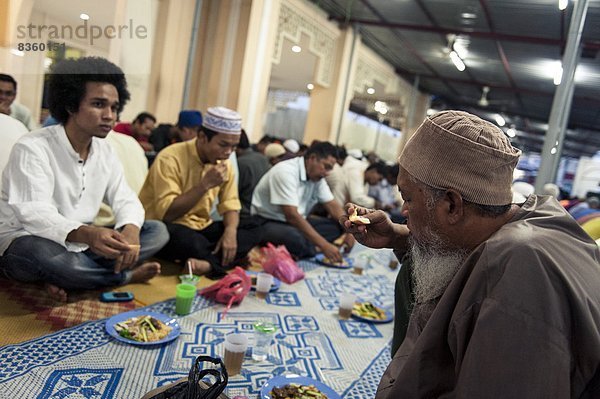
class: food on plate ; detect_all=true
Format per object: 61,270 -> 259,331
352,302 -> 387,320
270,383 -> 329,399
322,257 -> 349,267
114,315 -> 172,342
348,208 -> 370,225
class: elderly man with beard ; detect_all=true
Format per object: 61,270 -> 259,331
341,110 -> 600,398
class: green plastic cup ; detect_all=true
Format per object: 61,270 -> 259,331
175,283 -> 196,315
179,274 -> 200,286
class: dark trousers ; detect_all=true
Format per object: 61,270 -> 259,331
0,220 -> 168,290
158,221 -> 262,278
257,215 -> 344,259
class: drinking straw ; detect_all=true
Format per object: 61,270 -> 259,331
187,260 -> 193,279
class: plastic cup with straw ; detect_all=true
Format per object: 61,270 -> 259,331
179,260 -> 200,286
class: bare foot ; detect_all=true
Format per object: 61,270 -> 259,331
130,261 -> 161,283
45,283 -> 68,302
186,258 -> 212,276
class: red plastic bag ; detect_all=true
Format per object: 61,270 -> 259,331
199,267 -> 251,316
261,243 -> 304,284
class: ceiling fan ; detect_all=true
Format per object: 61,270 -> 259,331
478,86 -> 491,107
470,86 -> 513,108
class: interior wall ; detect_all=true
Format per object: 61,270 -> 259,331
572,156 -> 600,198
116,0 -> 157,122
339,110 -> 402,163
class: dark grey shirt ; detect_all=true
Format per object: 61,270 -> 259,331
237,150 -> 270,219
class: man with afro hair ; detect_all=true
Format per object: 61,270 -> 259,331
0,57 -> 169,301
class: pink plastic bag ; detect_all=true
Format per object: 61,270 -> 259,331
199,266 -> 251,316
261,243 -> 304,284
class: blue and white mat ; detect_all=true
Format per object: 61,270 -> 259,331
0,246 -> 399,399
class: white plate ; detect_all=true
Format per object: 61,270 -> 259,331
105,310 -> 180,346
260,375 -> 341,399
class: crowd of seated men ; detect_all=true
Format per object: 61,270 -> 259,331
0,58 -> 596,302
2,58 -> 600,397
0,60 -> 405,302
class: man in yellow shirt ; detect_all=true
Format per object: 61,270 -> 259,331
140,106 -> 259,277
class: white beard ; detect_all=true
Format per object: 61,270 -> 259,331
410,225 -> 468,304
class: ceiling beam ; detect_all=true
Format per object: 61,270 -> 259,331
478,0 -> 526,112
358,0 -> 460,96
329,16 -> 600,49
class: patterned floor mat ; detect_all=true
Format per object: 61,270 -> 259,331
0,279 -> 139,345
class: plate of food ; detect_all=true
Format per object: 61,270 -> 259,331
351,301 -> 393,323
105,310 -> 181,345
246,270 -> 282,292
314,253 -> 353,269
260,375 -> 340,399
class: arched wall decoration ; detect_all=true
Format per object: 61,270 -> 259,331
272,0 -> 339,88
353,58 -> 398,95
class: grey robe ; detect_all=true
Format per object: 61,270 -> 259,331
376,195 -> 600,398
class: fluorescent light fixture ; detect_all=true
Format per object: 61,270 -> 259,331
449,51 -> 466,71
80,13 -> 90,20
291,45 -> 301,53
554,62 -> 563,85
506,128 -> 516,137
494,114 -> 506,127
461,12 -> 477,19
558,0 -> 568,10
452,39 -> 469,59
306,83 -> 314,90
367,87 -> 375,94
10,48 -> 24,57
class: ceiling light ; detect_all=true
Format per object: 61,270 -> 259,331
449,51 -> 466,71
551,147 -> 557,154
80,13 -> 90,20
374,101 -> 389,115
461,12 -> 477,19
427,108 -> 437,116
367,87 -> 375,94
554,62 -> 563,85
506,128 -> 516,138
306,83 -> 314,90
558,0 -> 568,10
494,114 -> 506,127
10,48 -> 24,57
291,45 -> 301,53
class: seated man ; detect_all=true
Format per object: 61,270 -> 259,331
113,112 -> 157,152
0,114 -> 27,182
341,110 -> 600,397
235,129 -> 270,225
0,57 -> 169,301
0,73 -> 37,130
327,154 -> 386,208
251,141 -> 354,261
174,110 -> 203,142
140,107 -> 260,278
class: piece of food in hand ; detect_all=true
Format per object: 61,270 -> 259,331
270,383 -> 329,399
352,302 -> 386,320
349,208 -> 370,225
322,257 -> 349,267
114,315 -> 172,342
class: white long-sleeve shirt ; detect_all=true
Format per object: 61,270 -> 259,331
326,156 -> 375,208
0,125 -> 145,254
